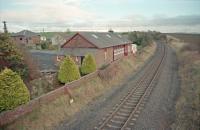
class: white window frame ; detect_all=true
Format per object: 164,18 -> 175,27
114,48 -> 124,56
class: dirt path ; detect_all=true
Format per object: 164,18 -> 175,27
56,43 -> 179,130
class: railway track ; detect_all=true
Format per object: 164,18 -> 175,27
95,43 -> 167,130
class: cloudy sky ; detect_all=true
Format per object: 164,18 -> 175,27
0,0 -> 200,33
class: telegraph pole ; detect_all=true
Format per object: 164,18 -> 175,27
3,21 -> 8,33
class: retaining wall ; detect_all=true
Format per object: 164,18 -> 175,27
0,71 -> 99,126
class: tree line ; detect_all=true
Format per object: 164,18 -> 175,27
123,31 -> 166,47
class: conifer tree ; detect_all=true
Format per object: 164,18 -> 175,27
80,54 -> 96,75
58,56 -> 80,83
0,68 -> 30,112
0,34 -> 28,79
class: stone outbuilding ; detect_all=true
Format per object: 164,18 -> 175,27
11,30 -> 41,45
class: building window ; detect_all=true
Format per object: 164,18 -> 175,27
20,38 -> 22,40
114,47 -> 124,56
56,56 -> 66,63
106,34 -> 111,38
92,34 -> 98,39
81,56 -> 85,64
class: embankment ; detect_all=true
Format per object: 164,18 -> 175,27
169,40 -> 200,130
3,43 -> 156,130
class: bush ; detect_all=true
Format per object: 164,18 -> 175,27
126,31 -> 164,48
58,56 -> 80,83
41,42 -> 48,50
0,68 -> 30,112
80,54 -> 96,75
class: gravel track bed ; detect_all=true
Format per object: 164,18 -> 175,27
133,45 -> 179,130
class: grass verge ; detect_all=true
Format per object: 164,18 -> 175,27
3,43 -> 156,130
169,40 -> 200,130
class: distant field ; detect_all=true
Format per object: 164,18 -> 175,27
166,33 -> 200,44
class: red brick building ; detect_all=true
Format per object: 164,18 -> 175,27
60,32 -> 134,67
11,30 -> 41,45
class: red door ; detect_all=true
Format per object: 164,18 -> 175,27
124,45 -> 128,56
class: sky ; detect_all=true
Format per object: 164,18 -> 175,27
0,0 -> 200,33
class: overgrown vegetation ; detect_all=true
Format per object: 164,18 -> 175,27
123,31 -> 166,48
40,41 -> 58,50
16,44 -> 41,81
41,41 -> 49,50
0,33 -> 28,79
0,68 -> 30,112
169,37 -> 200,130
58,56 -> 80,83
80,54 -> 96,75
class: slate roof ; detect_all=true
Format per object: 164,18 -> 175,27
63,32 -> 132,49
29,48 -> 98,70
79,32 -> 131,48
52,33 -> 75,45
55,33 -> 75,40
12,30 -> 40,37
30,50 -> 58,71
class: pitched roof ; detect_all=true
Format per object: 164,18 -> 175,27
52,33 -> 75,42
11,30 -> 40,37
79,32 -> 131,48
63,32 -> 132,49
54,33 -> 75,39
30,50 -> 58,71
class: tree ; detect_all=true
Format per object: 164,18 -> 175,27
58,56 -> 80,83
128,31 -> 137,43
41,41 -> 49,50
0,68 -> 30,112
0,33 -> 28,79
80,54 -> 96,75
16,44 -> 41,80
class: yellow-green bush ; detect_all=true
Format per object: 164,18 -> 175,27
80,54 -> 96,75
58,56 -> 80,83
0,68 -> 30,112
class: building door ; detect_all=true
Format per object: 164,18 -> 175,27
124,45 -> 128,56
81,56 -> 85,64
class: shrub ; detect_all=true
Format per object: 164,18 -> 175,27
80,54 -> 96,75
0,68 -> 30,112
41,42 -> 48,50
58,56 -> 80,83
